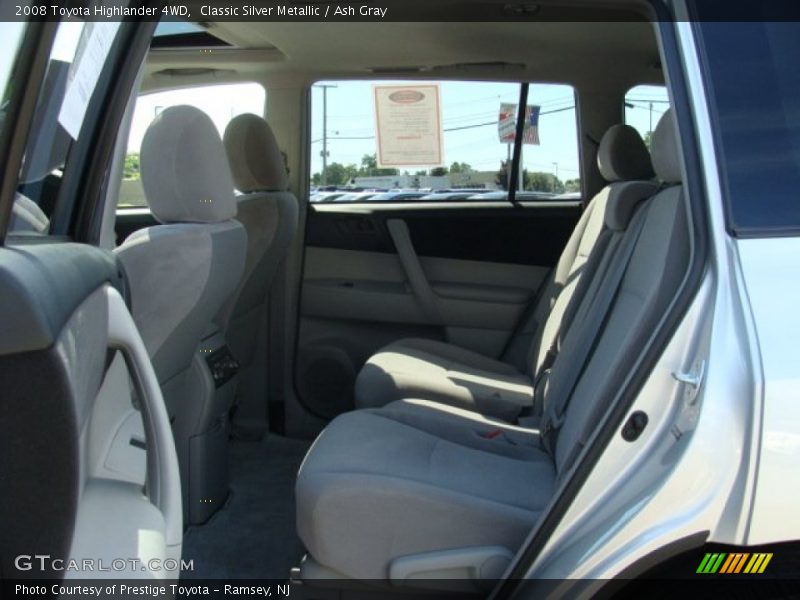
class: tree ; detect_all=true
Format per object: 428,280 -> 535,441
527,171 -> 561,193
449,161 -> 472,174
123,153 -> 140,180
342,163 -> 359,183
359,153 -> 398,177
324,162 -> 347,185
563,178 -> 581,192
643,130 -> 653,151
495,160 -> 511,190
429,166 -> 448,177
495,160 -> 531,191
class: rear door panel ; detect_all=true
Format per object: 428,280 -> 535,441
296,201 -> 581,418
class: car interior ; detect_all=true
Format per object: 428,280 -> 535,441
0,1 -> 707,594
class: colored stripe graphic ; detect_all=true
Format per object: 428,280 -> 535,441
744,553 -> 773,574
697,552 -> 773,574
697,553 -> 726,573
720,553 -> 748,573
733,553 -> 750,573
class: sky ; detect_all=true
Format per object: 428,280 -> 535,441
127,80 -> 668,181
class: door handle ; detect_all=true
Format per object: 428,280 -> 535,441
105,286 -> 182,549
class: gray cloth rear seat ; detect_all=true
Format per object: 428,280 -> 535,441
355,124 -> 655,420
296,110 -> 688,581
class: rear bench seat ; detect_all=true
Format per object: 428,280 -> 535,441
354,124 -> 656,422
296,110 -> 688,581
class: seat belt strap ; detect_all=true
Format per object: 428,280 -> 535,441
540,202 -> 652,451
529,230 -> 613,393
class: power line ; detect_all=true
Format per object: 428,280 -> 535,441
627,97 -> 670,104
312,104 -> 577,142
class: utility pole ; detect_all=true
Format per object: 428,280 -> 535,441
552,162 -> 559,191
506,143 -> 511,190
649,101 -> 653,134
314,84 -> 338,185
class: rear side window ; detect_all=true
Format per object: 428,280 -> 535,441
120,82 -> 265,207
695,20 -> 800,236
309,80 -> 580,202
624,85 -> 670,150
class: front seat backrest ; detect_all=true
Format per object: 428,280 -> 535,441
218,114 -> 298,390
115,105 -> 247,390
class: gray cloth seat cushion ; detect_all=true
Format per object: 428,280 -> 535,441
296,399 -> 554,580
355,337 -> 533,421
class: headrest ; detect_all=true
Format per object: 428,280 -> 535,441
651,109 -> 682,184
597,124 -> 654,182
223,114 -> 288,193
604,181 -> 658,231
140,105 -> 237,224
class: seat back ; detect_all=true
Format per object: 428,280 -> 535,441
218,114 -> 298,418
523,124 -> 655,378
550,109 -> 688,475
115,106 -> 247,389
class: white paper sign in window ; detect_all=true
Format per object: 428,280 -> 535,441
373,84 -> 443,167
58,22 -> 121,140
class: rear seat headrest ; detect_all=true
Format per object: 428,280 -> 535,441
651,108 -> 682,184
604,181 -> 659,231
223,114 -> 289,193
141,105 -> 237,224
597,124 -> 654,182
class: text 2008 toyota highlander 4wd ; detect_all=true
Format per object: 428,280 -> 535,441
0,2 -> 798,598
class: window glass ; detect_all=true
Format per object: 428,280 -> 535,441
0,22 -> 27,115
624,85 -> 670,151
309,80 -> 579,202
695,20 -> 800,235
119,82 -> 266,207
11,21 -> 123,235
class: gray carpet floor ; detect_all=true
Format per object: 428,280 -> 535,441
181,435 -> 311,580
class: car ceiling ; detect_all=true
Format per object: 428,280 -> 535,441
144,0 -> 662,90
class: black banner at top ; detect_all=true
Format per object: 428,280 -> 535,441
2,0 -> 800,22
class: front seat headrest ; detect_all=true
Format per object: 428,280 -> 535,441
140,105 -> 237,224
223,113 -> 289,193
597,124 -> 654,182
651,108 -> 682,184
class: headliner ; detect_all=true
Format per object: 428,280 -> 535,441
144,1 -> 662,90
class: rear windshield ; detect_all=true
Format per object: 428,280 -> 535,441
308,80 -> 580,202
695,20 -> 800,236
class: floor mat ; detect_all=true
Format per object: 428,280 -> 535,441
182,435 -> 311,579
